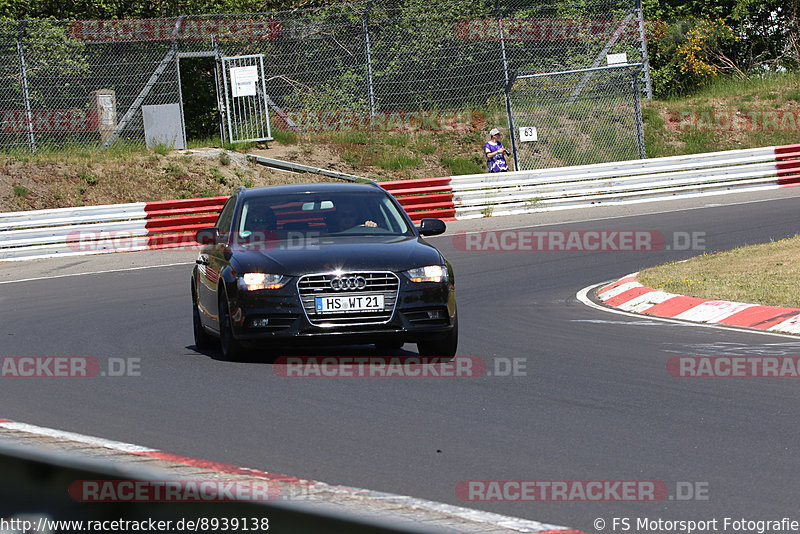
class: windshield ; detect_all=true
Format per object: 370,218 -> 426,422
235,190 -> 413,243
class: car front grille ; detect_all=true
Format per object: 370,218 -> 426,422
297,272 -> 400,326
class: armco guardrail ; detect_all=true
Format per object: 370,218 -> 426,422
2,144 -> 798,261
246,154 -> 456,220
0,440 -> 435,533
248,154 -> 368,183
0,186 -> 442,261
0,197 -> 227,261
378,177 -> 456,221
448,144 -> 800,219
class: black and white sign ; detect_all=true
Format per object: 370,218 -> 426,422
518,126 -> 538,142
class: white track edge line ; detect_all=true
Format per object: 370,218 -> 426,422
0,419 -> 575,533
0,421 -> 157,453
0,262 -> 193,285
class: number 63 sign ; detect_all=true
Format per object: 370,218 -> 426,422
518,126 -> 538,142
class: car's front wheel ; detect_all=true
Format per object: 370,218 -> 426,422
417,315 -> 458,358
218,291 -> 248,362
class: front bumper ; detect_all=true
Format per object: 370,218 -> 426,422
227,276 -> 456,346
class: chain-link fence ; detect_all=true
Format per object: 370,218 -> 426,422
510,64 -> 646,169
0,0 -> 652,167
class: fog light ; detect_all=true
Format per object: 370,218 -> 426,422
250,318 -> 270,328
427,310 -> 446,319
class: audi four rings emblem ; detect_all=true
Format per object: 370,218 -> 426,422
330,276 -> 367,291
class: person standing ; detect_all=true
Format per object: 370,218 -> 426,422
483,128 -> 510,172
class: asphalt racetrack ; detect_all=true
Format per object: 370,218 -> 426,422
2,189 -> 800,533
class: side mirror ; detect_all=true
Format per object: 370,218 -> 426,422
417,218 -> 446,236
195,227 -> 220,245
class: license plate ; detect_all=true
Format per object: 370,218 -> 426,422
315,294 -> 384,313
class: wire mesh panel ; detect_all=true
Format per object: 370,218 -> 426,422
0,0 -> 651,153
495,0 -> 647,72
265,3 -> 368,114
0,37 -> 29,151
510,64 -> 645,170
367,2 -> 505,112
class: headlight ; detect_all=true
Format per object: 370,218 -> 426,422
241,273 -> 286,290
405,265 -> 446,283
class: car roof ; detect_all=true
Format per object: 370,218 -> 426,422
239,182 -> 382,199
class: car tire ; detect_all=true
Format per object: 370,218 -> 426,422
417,314 -> 458,358
218,291 -> 248,362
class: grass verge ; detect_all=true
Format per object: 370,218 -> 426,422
643,72 -> 800,158
0,146 -> 332,212
1,72 -> 798,212
637,235 -> 800,308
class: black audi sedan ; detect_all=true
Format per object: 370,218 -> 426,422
191,182 -> 457,361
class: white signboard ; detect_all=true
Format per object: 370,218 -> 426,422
518,126 -> 538,142
230,65 -> 259,97
97,94 -> 115,126
606,52 -> 628,65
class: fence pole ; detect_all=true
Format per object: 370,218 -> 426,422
632,71 -> 646,159
363,0 -> 376,130
635,0 -> 653,100
212,38 -> 227,143
16,37 -> 35,153
496,0 -> 519,170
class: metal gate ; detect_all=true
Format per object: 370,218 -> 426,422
507,63 -> 646,171
220,54 -> 272,144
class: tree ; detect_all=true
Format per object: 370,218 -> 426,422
644,0 -> 798,97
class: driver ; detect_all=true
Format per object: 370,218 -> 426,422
245,206 -> 277,233
237,206 -> 278,248
334,199 -> 377,231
